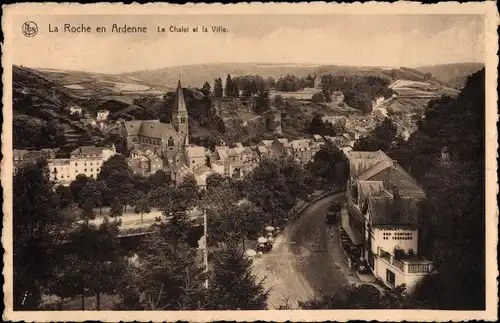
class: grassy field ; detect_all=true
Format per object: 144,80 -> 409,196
270,89 -> 318,100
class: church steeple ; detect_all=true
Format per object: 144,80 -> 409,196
173,80 -> 187,114
172,79 -> 189,146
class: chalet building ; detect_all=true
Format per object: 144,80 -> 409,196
344,150 -> 433,292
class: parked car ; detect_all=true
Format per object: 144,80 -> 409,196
348,246 -> 361,257
326,212 -> 338,225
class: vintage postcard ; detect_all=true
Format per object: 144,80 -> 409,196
2,2 -> 499,322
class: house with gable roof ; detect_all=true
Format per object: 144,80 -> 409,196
343,150 -> 433,292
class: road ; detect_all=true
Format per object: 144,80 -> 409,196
87,207 -> 203,231
252,194 -> 358,309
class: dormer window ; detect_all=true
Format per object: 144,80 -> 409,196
180,116 -> 186,124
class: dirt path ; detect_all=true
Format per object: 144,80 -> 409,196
251,233 -> 315,309
251,193 -> 349,309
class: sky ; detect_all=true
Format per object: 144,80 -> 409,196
11,14 -> 485,74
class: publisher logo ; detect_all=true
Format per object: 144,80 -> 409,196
22,21 -> 38,37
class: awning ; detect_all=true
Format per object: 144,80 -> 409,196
341,213 -> 363,245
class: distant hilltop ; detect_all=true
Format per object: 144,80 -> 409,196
116,62 -> 484,89
16,62 -> 483,90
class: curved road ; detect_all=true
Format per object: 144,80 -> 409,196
252,194 -> 359,309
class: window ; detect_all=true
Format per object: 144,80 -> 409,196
181,116 -> 186,124
386,269 -> 396,286
84,168 -> 87,172
192,160 -> 195,164
167,137 -> 174,147
75,163 -> 78,166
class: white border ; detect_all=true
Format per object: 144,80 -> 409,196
2,2 -> 499,322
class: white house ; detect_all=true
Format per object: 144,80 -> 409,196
48,145 -> 116,185
69,105 -> 83,115
96,109 -> 110,121
366,193 -> 433,292
344,150 -> 433,293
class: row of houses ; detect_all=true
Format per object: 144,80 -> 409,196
69,105 -> 110,121
14,145 -> 117,186
342,150 -> 433,292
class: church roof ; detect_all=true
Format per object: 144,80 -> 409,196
174,80 -> 187,113
124,120 -> 178,139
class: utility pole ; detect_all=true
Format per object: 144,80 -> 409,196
203,208 -> 209,289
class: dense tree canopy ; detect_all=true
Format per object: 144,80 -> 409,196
13,161 -> 63,309
306,142 -> 349,190
398,69 -> 485,309
353,118 -> 399,152
207,246 -> 269,310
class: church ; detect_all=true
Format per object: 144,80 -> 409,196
124,80 -> 189,164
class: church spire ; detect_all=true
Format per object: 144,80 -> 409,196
173,79 -> 187,113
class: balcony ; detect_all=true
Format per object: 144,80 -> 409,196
378,248 -> 432,274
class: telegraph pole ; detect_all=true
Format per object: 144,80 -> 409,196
203,208 -> 209,289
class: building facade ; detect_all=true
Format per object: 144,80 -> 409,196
97,109 -> 110,121
48,145 -> 116,186
344,150 -> 433,292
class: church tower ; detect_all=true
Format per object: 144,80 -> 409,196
172,79 -> 189,146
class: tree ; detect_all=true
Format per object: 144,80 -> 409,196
115,232 -> 208,310
306,142 -> 349,190
273,95 -> 284,110
134,193 -> 151,223
205,173 -> 225,191
353,117 -> 399,152
312,92 -> 326,103
109,197 -> 123,217
353,136 -> 381,152
79,180 -> 103,215
97,155 -> 135,211
207,246 -> 268,310
225,74 -> 235,98
246,157 -> 297,227
13,161 -> 63,309
52,218 -> 123,310
213,78 -> 223,98
55,185 -> 73,209
299,285 -> 411,309
69,174 -> 92,204
147,169 -> 171,188
323,88 -> 332,103
373,118 -> 398,150
201,81 -> 211,96
388,69 -> 485,309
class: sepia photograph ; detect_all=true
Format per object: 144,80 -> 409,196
2,2 -> 498,322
